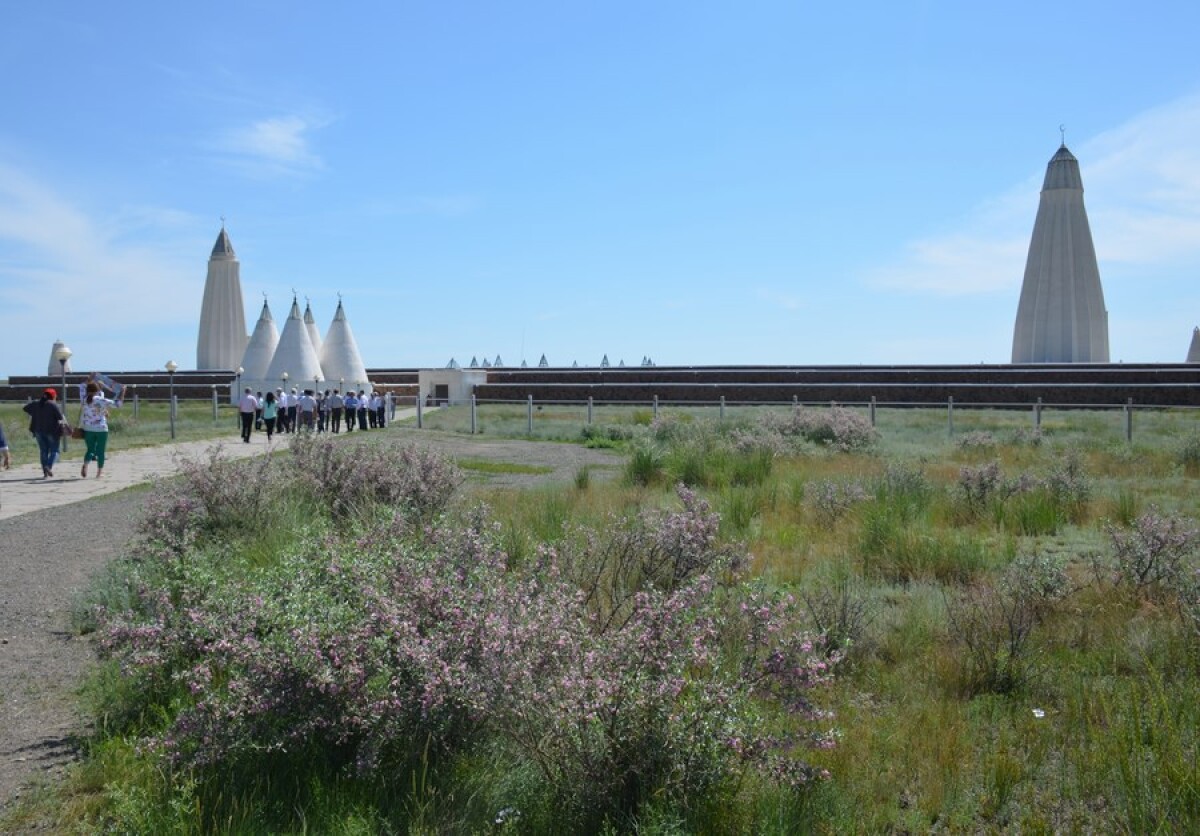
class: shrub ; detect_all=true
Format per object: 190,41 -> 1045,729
943,553 -> 1067,696
1106,508 -> 1200,595
760,407 -> 877,452
801,577 -> 875,661
806,479 -> 870,525
955,431 -> 998,450
288,435 -> 462,522
1176,433 -> 1200,476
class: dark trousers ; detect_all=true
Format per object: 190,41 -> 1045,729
287,406 -> 297,432
264,416 -> 276,439
240,411 -> 254,442
331,408 -> 342,433
358,408 -> 368,430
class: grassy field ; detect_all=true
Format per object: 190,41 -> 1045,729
0,400 -> 243,467
4,404 -> 1200,833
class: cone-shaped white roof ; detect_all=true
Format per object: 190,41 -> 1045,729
303,301 -> 323,358
318,299 -> 369,389
239,299 -> 280,380
264,297 -> 324,386
1188,327 -> 1200,363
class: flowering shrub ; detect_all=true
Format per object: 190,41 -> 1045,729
807,479 -> 870,524
98,483 -> 839,825
136,445 -> 277,558
1106,508 -> 1200,595
760,407 -> 877,452
955,431 -> 998,450
288,434 -> 462,521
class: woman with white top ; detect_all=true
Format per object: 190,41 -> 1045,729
80,381 -> 121,478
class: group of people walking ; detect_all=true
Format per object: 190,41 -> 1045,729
238,387 -> 389,442
18,382 -> 121,478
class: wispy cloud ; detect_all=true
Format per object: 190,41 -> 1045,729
213,114 -> 329,178
867,92 -> 1200,296
0,163 -> 199,372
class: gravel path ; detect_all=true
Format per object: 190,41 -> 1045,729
0,431 -> 622,818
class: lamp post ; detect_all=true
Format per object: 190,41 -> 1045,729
235,364 -> 244,424
53,344 -> 72,452
165,360 -> 178,440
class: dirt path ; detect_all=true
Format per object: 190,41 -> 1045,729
0,431 -> 622,818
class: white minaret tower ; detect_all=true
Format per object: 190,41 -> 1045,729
196,226 -> 248,369
239,298 -> 280,388
264,296 -> 323,389
319,298 -> 370,390
1011,144 -> 1110,363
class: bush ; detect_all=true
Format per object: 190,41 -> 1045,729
760,407 -> 877,452
288,435 -> 462,522
943,553 -> 1068,696
806,479 -> 870,525
97,484 -> 839,829
625,442 -> 665,486
1106,508 -> 1200,595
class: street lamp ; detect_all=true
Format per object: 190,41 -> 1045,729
53,344 -> 72,451
165,360 -> 178,440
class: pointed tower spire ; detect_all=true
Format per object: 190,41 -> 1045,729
197,226 -> 249,369
1187,327 -> 1200,363
318,298 -> 370,388
1011,144 -> 1109,363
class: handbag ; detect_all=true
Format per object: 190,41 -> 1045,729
71,426 -> 85,440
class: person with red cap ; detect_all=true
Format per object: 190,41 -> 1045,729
23,388 -> 66,477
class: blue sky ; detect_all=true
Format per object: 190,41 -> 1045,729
2,1 -> 1199,375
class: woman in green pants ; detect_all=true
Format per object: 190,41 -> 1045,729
80,381 -> 122,478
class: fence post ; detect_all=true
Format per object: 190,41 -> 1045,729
792,395 -> 798,408
587,396 -> 593,425
719,396 -> 725,421
470,394 -> 477,435
133,392 -> 139,419
947,396 -> 954,435
869,396 -> 877,427
1125,398 -> 1133,443
416,391 -> 423,429
527,394 -> 534,435
653,395 -> 659,421
211,387 -> 218,422
1034,397 -> 1042,431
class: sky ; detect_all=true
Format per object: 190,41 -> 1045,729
2,1 -> 1199,376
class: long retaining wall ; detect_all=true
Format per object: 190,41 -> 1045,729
473,364 -> 1200,407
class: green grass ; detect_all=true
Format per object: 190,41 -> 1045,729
455,457 -> 554,475
7,404 -> 1200,833
0,400 -> 244,468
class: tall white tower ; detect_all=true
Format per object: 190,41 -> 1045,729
1011,145 -> 1110,363
196,227 -> 248,369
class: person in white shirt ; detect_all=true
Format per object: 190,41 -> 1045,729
297,389 -> 317,431
80,381 -> 123,477
238,387 -> 259,443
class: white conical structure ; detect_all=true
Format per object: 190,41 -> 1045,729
1012,145 -> 1109,363
239,299 -> 280,383
264,297 -> 323,389
303,301 -> 323,358
196,227 -> 248,370
318,299 -> 369,389
1188,327 -> 1200,363
46,340 -> 73,376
